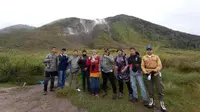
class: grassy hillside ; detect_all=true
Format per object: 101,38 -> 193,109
0,14 -> 200,50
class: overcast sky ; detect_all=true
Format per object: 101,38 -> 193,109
0,0 -> 200,35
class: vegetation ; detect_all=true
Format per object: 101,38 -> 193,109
57,48 -> 200,112
0,50 -> 45,85
0,47 -> 200,112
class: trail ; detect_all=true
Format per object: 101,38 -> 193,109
0,85 -> 86,112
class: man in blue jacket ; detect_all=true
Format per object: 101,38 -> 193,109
58,48 -> 69,89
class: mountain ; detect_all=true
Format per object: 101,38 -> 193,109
0,24 -> 36,34
0,14 -> 200,50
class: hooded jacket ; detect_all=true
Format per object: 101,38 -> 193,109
100,54 -> 114,73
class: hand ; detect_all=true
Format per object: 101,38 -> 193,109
143,71 -> 148,74
121,69 -> 125,73
84,67 -> 87,71
153,69 -> 158,72
115,66 -> 118,69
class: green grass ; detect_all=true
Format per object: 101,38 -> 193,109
56,87 -> 152,112
55,48 -> 200,112
56,68 -> 200,112
0,83 -> 15,87
1,48 -> 200,112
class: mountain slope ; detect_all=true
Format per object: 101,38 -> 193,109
0,24 -> 36,34
0,14 -> 200,50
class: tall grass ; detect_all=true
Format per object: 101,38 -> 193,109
0,52 -> 45,85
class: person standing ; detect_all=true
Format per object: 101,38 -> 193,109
115,48 -> 133,101
78,50 -> 90,92
58,48 -> 69,89
43,47 -> 58,95
141,46 -> 167,112
68,49 -> 81,91
128,47 -> 148,106
87,50 -> 101,96
100,48 -> 117,99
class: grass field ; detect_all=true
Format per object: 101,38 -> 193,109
0,48 -> 200,112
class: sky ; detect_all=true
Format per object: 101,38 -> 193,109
0,0 -> 200,35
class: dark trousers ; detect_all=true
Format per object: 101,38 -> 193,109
102,71 -> 117,94
81,70 -> 90,92
44,71 -> 57,92
118,79 -> 133,95
147,74 -> 164,101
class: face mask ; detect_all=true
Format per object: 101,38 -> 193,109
83,54 -> 86,56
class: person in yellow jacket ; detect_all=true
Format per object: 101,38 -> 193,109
141,46 -> 167,112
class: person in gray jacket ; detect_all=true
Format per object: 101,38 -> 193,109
100,48 -> 117,99
43,47 -> 58,95
68,49 -> 81,91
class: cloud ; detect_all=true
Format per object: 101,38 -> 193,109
0,0 -> 199,35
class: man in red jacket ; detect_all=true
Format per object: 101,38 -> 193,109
87,50 -> 101,96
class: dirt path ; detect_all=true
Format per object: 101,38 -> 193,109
0,85 -> 87,112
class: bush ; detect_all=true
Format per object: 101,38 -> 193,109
0,53 -> 44,85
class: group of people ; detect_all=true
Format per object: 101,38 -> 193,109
42,46 -> 167,112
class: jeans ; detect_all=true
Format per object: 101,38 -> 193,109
90,77 -> 100,94
102,71 -> 117,94
130,70 -> 147,101
81,70 -> 90,92
44,71 -> 57,92
58,70 -> 66,88
118,79 -> 133,95
147,73 -> 164,101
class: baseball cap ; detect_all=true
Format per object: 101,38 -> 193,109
146,46 -> 153,50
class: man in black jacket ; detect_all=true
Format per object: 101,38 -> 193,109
128,47 -> 148,106
78,50 -> 90,92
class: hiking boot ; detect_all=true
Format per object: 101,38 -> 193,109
118,92 -> 123,99
43,91 -> 47,95
148,98 -> 155,108
132,97 -> 139,103
143,100 -> 149,107
160,101 -> 167,112
112,94 -> 117,100
128,94 -> 133,101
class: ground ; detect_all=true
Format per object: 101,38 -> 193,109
0,85 -> 87,112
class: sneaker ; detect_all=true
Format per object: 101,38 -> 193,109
160,101 -> 167,112
95,94 -> 99,97
76,88 -> 81,92
50,88 -> 55,92
43,91 -> 47,95
112,94 -> 117,100
143,100 -> 149,107
148,98 -> 155,108
132,97 -> 139,103
128,94 -> 133,101
118,92 -> 123,99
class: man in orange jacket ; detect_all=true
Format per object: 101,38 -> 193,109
141,46 -> 167,112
